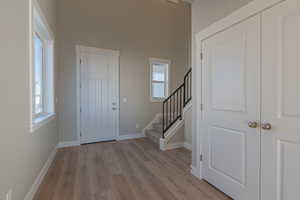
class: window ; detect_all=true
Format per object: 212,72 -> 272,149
34,33 -> 44,116
150,58 -> 170,102
31,3 -> 55,132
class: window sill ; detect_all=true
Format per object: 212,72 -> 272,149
31,113 -> 56,133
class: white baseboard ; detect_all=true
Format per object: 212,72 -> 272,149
191,165 -> 201,179
24,146 -> 58,200
161,142 -> 184,151
184,142 -> 192,151
58,140 -> 81,148
117,133 -> 145,141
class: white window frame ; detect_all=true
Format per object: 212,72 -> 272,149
149,58 -> 171,102
30,0 -> 55,132
33,32 -> 45,118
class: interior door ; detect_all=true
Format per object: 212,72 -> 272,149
201,15 -> 260,200
80,49 -> 119,144
261,1 -> 300,199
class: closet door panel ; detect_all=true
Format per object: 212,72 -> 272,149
262,1 -> 300,200
201,15 -> 261,200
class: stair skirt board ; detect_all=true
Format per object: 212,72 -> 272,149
163,119 -> 184,143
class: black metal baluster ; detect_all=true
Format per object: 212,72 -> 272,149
162,68 -> 191,137
172,95 -> 174,122
180,86 -> 182,119
190,73 -> 192,100
166,100 -> 168,131
162,102 -> 165,138
176,91 -> 179,119
187,75 -> 190,101
169,97 -> 172,125
184,76 -> 186,107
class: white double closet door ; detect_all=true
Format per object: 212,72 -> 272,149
201,1 -> 300,200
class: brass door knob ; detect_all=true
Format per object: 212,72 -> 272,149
262,123 -> 272,130
248,121 -> 258,128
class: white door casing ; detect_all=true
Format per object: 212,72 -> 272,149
261,1 -> 300,199
201,15 -> 260,200
77,46 -> 119,144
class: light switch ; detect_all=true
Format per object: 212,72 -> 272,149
123,98 -> 127,103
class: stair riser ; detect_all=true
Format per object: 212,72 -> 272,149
145,133 -> 160,144
145,130 -> 161,144
152,126 -> 162,133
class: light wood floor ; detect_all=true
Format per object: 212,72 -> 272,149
34,138 -> 231,200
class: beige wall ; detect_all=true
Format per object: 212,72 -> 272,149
191,0 -> 253,167
36,0 -> 56,30
0,0 -> 58,200
57,0 -> 191,141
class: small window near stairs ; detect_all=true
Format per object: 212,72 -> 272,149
149,58 -> 170,102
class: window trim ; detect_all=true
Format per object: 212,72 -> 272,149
149,58 -> 171,102
30,0 -> 56,133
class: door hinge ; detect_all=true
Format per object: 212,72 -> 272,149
200,154 -> 203,161
200,104 -> 203,111
80,132 -> 82,137
200,52 -> 203,60
80,59 -> 82,64
80,107 -> 82,113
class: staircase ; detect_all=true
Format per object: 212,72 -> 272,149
145,118 -> 163,145
145,68 -> 192,150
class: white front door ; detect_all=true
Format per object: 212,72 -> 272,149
201,15 -> 260,200
261,1 -> 300,199
79,47 -> 119,144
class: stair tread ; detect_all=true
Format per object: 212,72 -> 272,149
145,129 -> 162,143
152,122 -> 163,132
